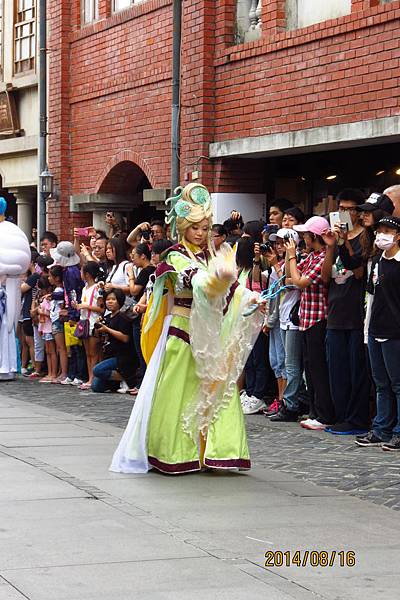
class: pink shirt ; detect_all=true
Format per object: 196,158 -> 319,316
38,297 -> 52,334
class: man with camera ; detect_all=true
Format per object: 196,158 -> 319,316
321,189 -> 370,436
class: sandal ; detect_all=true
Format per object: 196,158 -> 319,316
129,387 -> 140,396
79,382 -> 92,390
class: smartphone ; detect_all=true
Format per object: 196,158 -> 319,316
75,227 -> 90,237
329,211 -> 353,232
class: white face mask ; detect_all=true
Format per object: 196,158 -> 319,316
375,232 -> 397,251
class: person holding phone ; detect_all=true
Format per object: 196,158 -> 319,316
321,189 -> 371,436
287,216 -> 336,431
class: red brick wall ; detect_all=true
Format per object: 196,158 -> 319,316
213,0 -> 400,142
47,0 -> 400,234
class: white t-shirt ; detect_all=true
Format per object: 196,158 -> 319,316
80,283 -> 100,330
106,261 -> 131,287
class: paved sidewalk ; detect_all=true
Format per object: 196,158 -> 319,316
2,379 -> 400,510
0,385 -> 399,599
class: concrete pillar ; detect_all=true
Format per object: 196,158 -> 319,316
9,188 -> 36,240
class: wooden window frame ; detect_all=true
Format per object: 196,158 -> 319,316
14,0 -> 36,75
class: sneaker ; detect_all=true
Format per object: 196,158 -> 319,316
71,378 -> 83,386
60,377 -> 73,385
270,404 -> 299,422
117,380 -> 130,394
22,368 -> 34,377
242,396 -> 265,415
381,435 -> 400,452
263,399 -> 280,417
301,419 -> 331,430
325,423 -> 369,436
240,391 -> 250,408
355,431 -> 383,447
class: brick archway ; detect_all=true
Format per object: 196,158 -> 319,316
94,150 -> 156,193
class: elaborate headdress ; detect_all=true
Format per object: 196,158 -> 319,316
165,183 -> 213,240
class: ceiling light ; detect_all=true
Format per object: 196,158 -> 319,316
375,170 -> 385,176
326,175 -> 337,180
301,176 -> 306,181
396,168 -> 400,176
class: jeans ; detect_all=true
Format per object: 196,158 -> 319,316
281,328 -> 308,412
269,323 -> 286,379
132,318 -> 146,386
245,332 -> 268,400
326,329 -> 370,429
303,320 -> 335,424
368,336 -> 400,441
68,345 -> 87,382
92,357 -> 120,393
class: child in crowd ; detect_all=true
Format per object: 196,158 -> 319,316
37,277 -> 58,383
75,262 -> 104,389
48,265 -> 69,384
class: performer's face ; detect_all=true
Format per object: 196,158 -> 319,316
185,219 -> 209,247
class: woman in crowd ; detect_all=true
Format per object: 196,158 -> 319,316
356,216 -> 400,451
237,237 -> 269,415
111,183 -> 263,474
104,238 -> 131,297
92,289 -> 136,393
126,243 -> 155,392
286,216 -> 336,430
211,224 -> 228,252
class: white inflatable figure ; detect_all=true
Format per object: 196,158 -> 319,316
0,198 -> 31,380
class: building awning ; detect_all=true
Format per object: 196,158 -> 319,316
209,116 -> 400,159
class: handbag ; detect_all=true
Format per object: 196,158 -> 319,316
74,286 -> 96,340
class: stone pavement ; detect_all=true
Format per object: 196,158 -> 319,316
0,381 -> 399,600
2,379 -> 400,511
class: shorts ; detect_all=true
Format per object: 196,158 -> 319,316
51,319 -> 64,336
42,332 -> 54,342
22,319 -> 34,337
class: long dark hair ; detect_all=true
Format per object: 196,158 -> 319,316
106,237 -> 127,266
236,237 -> 255,270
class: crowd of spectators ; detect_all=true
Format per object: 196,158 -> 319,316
16,184 -> 400,452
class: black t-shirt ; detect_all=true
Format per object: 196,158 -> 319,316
133,265 -> 155,302
103,312 -> 135,359
327,235 -> 365,330
369,252 -> 400,339
22,273 -> 40,320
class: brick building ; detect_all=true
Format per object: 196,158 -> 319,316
47,0 -> 400,237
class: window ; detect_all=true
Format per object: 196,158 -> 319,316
286,0 -> 351,30
14,0 -> 36,74
113,0 -> 134,12
82,0 -> 99,25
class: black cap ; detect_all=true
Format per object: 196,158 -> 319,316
357,193 -> 394,215
377,216 -> 400,232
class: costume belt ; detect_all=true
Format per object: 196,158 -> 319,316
171,306 -> 191,319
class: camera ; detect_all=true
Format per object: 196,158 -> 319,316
283,233 -> 292,242
339,223 -> 348,232
94,319 -> 105,330
141,230 -> 151,241
260,242 -> 272,254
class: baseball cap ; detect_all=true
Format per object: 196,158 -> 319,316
293,216 -> 330,236
357,193 -> 394,215
377,216 -> 400,232
269,228 -> 300,244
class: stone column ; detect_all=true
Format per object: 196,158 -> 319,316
9,188 -> 36,240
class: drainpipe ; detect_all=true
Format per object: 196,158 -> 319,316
171,0 -> 182,191
38,0 -> 47,240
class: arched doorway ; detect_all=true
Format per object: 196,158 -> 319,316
71,160 -> 166,234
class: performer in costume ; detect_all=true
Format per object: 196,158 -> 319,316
110,184 -> 263,474
0,198 -> 31,380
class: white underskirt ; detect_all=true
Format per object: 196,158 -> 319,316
109,316 -> 172,474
